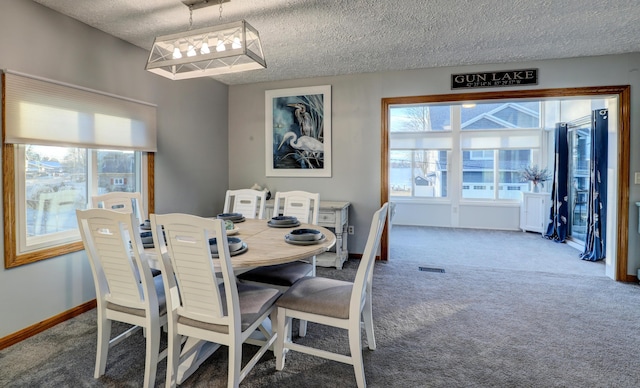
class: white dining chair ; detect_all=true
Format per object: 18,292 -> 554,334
150,213 -> 281,388
237,190 -> 320,336
272,190 -> 320,225
76,208 -> 167,388
223,189 -> 267,219
91,191 -> 161,276
275,203 -> 389,388
92,191 -> 146,225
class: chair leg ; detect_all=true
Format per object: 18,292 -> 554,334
349,324 -> 366,388
228,336 -> 242,388
276,308 -> 290,371
143,324 -> 160,388
95,314 -> 111,378
165,329 -> 181,388
362,297 -> 376,350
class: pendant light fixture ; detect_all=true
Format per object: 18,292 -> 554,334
146,0 -> 266,80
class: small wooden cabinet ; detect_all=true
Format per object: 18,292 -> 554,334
265,200 -> 350,269
520,192 -> 549,233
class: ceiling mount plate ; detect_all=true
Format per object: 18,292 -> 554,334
181,0 -> 230,10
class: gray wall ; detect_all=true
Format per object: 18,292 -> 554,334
3,0 -> 640,341
0,1 -> 229,338
228,53 -> 640,274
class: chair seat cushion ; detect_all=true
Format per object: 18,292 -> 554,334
237,262 -> 312,287
178,283 -> 281,333
107,274 -> 167,317
276,277 -> 353,319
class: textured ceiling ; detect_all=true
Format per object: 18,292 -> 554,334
32,0 -> 640,85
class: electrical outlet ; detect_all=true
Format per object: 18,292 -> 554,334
348,225 -> 354,235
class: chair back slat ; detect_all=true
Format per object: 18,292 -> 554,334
223,189 -> 266,219
152,214 -> 236,326
274,190 -> 320,224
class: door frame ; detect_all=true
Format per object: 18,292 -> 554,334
380,86 -> 631,281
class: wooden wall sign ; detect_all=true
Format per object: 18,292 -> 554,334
451,69 -> 538,89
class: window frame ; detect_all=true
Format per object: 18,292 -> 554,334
380,86 -> 630,282
3,144 -> 154,268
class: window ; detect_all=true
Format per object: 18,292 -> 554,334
469,150 -> 493,160
389,104 -> 452,198
389,100 -> 542,201
3,71 -> 156,268
390,150 -> 448,197
462,149 -> 533,199
389,104 -> 451,132
18,145 -> 146,252
461,102 -> 541,130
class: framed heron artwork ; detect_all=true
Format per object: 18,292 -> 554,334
265,85 -> 331,177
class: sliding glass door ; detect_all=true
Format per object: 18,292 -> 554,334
568,123 -> 590,243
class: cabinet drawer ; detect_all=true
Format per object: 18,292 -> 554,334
318,211 -> 336,224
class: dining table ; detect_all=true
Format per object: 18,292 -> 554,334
142,217 -> 337,385
144,218 -> 337,271
222,218 -> 336,269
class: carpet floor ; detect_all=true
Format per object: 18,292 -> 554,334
1,226 -> 638,387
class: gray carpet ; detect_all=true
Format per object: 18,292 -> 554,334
2,226 -> 640,387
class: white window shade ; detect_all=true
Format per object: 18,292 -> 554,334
390,132 -> 452,149
460,129 -> 540,150
3,71 -> 157,152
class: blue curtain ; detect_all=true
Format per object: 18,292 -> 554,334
544,123 -> 569,242
580,109 -> 608,261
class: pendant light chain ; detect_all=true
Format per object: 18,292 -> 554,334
219,0 -> 224,21
188,5 -> 194,29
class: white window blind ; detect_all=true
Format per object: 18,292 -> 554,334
3,70 -> 157,152
460,129 -> 541,150
390,132 -> 452,149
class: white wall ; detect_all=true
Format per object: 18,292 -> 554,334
0,0 -> 229,338
228,53 -> 640,276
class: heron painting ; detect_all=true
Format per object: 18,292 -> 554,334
265,85 -> 332,177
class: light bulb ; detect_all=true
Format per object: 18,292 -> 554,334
172,47 -> 182,59
232,36 -> 241,49
200,42 -> 210,54
187,45 -> 196,57
216,38 -> 226,52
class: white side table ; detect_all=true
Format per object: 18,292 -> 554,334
519,192 -> 549,233
265,200 -> 350,269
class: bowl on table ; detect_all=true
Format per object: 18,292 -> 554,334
217,213 -> 244,222
209,237 -> 243,253
269,216 -> 298,225
287,228 -> 322,241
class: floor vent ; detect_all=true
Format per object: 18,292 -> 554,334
419,267 -> 445,273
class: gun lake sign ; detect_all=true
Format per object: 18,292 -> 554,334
451,69 -> 538,89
